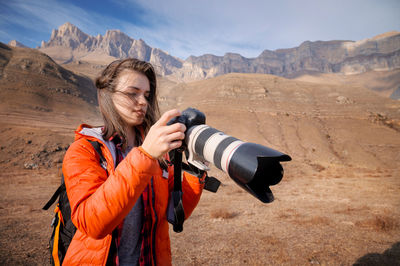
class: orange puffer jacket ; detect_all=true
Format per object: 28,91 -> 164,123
62,125 -> 204,265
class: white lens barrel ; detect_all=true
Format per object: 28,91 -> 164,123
186,125 -> 244,173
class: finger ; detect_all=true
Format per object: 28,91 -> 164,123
156,109 -> 181,126
168,140 -> 183,151
164,123 -> 186,135
165,131 -> 185,143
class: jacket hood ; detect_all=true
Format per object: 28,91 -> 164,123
74,124 -> 117,167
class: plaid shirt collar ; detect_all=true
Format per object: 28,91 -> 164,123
108,133 -> 124,151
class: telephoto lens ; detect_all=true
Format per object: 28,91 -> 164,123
169,107 -> 291,203
185,123 -> 291,203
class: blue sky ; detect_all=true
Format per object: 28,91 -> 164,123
1,0 -> 399,59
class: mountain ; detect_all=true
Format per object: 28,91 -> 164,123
184,31 -> 400,79
39,22 -> 183,75
8,40 -> 28,48
38,23 -> 400,83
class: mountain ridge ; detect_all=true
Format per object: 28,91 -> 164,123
37,22 -> 400,81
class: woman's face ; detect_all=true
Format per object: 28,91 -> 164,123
112,70 -> 150,127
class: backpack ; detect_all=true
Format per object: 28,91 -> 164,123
42,140 -> 106,266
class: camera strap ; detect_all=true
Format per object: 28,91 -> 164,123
171,150 -> 185,233
168,148 -> 221,233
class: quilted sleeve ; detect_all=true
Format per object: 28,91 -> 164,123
63,139 -> 161,239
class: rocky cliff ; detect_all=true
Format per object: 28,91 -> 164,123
185,32 -> 400,79
39,23 -> 400,81
39,22 -> 183,75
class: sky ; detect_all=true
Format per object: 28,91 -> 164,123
0,0 -> 399,59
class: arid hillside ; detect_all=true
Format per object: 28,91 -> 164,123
293,69 -> 400,100
0,44 -> 399,265
0,43 -> 102,170
0,43 -> 99,112
161,73 -> 400,265
160,73 -> 400,170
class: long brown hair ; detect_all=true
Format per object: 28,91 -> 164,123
95,58 -> 160,151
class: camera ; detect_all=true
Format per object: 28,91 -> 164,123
169,108 -> 291,203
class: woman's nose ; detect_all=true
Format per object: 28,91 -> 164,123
137,94 -> 148,105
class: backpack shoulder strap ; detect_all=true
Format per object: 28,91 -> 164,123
42,183 -> 65,210
87,140 -> 107,166
42,139 -> 107,210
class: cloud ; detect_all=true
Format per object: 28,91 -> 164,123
0,0 -> 129,46
1,0 -> 399,59
121,0 -> 400,58
2,1 -> 84,33
121,0 -> 278,57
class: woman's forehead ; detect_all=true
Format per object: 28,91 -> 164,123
117,70 -> 150,92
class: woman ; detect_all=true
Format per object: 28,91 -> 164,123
62,58 -> 205,265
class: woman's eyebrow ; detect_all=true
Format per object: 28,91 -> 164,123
126,86 -> 150,93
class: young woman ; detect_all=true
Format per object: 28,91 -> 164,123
62,58 -> 205,265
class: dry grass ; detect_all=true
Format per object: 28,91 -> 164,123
355,215 -> 399,232
210,209 -> 239,220
292,216 -> 331,226
334,205 -> 371,214
310,163 -> 326,172
278,208 -> 301,219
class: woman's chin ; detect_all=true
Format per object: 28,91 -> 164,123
127,118 -> 144,127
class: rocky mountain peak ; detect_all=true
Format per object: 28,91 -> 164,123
8,40 -> 27,48
58,22 -> 81,35
42,22 -> 90,49
38,23 -> 183,74
102,30 -> 133,51
104,29 -> 129,39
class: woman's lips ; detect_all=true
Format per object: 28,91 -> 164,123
135,110 -> 145,116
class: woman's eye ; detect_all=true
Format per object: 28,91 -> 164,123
124,92 -> 137,99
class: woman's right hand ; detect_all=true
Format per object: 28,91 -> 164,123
141,109 -> 186,159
